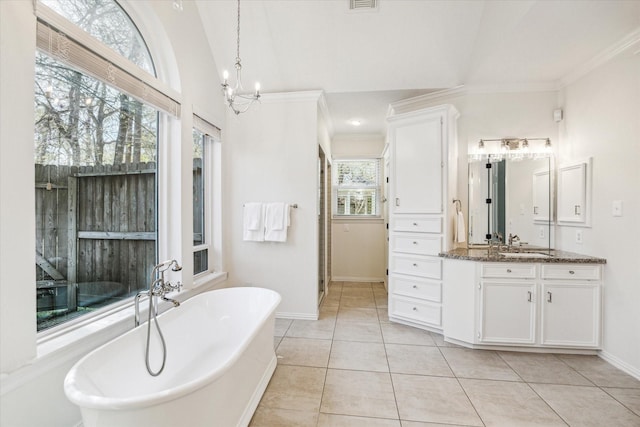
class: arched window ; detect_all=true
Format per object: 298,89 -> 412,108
41,0 -> 155,74
34,0 -> 174,331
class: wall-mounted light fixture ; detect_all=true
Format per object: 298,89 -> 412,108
468,138 -> 552,162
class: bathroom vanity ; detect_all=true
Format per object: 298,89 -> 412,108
441,248 -> 606,352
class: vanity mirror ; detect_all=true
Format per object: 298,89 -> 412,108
467,138 -> 554,250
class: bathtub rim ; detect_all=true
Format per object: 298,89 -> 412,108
63,286 -> 281,411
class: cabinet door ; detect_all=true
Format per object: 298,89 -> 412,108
541,283 -> 600,347
479,281 -> 536,345
392,116 -> 442,214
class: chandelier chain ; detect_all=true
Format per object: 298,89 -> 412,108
236,0 -> 241,64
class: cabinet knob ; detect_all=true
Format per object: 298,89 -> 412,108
412,285 -> 418,289
569,270 -> 575,275
412,241 -> 418,245
506,269 -> 512,273
412,222 -> 418,226
412,307 -> 418,311
412,263 -> 418,267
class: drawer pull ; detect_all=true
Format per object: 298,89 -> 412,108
412,285 -> 418,289
412,263 -> 418,267
506,269 -> 512,273
412,222 -> 418,226
412,307 -> 417,311
575,205 -> 581,215
412,241 -> 418,245
569,270 -> 575,275
547,292 -> 552,303
527,291 -> 532,302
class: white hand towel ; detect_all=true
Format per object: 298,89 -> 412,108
243,203 -> 265,241
455,211 -> 466,243
264,203 -> 289,242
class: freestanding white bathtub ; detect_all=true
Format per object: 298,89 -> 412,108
64,287 -> 281,427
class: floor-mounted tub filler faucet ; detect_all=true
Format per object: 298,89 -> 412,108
135,259 -> 183,376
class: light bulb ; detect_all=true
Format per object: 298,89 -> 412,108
223,70 -> 229,84
255,82 -> 261,96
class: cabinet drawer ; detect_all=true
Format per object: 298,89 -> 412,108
390,296 -> 442,327
391,234 -> 442,256
481,263 -> 537,279
391,255 -> 442,279
390,275 -> 441,303
392,216 -> 441,233
541,264 -> 601,281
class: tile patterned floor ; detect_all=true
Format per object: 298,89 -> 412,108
250,281 -> 640,427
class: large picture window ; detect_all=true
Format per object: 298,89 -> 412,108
34,0 -> 162,331
332,159 -> 381,217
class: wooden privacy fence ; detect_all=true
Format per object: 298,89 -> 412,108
35,162 -> 157,315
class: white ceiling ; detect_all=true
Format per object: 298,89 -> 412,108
196,0 -> 640,136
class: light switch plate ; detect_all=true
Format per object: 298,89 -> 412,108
612,200 -> 623,217
576,229 -> 583,244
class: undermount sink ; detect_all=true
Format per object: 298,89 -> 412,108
499,252 -> 551,258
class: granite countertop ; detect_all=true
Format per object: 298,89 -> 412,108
440,247 -> 606,264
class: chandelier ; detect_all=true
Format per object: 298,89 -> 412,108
221,0 -> 261,115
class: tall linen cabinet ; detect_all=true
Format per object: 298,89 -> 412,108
386,104 -> 459,333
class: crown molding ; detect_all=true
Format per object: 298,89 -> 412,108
258,90 -> 324,104
388,86 -> 466,116
560,27 -> 640,87
464,82 -> 559,94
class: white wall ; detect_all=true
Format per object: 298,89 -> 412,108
0,2 -> 227,426
223,92 -> 323,319
557,48 -> 640,376
330,135 -> 386,282
0,0 -> 38,377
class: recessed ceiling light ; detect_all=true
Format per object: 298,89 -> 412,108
350,120 -> 362,126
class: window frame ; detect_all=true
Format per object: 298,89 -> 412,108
192,121 -> 218,278
33,0 -> 174,335
332,157 -> 383,219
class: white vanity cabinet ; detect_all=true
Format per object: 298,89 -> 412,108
478,267 -> 537,345
540,265 -> 601,347
443,258 -> 603,350
387,105 -> 459,332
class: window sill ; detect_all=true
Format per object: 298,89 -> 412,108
332,217 -> 384,223
1,271 -> 228,396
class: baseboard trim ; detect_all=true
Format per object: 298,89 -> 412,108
332,276 -> 384,283
275,311 -> 318,321
599,350 -> 640,380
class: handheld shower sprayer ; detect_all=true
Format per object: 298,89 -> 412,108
153,259 -> 182,274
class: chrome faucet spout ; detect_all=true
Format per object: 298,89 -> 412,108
162,295 -> 180,307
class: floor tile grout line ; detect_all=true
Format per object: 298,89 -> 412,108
524,382 -> 571,427
599,387 -> 640,418
377,295 -> 403,423
554,354 -> 598,387
495,352 -> 571,426
436,344 -> 487,427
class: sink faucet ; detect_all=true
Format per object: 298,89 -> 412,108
508,233 -> 520,248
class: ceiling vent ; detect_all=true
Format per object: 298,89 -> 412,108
350,0 -> 377,10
